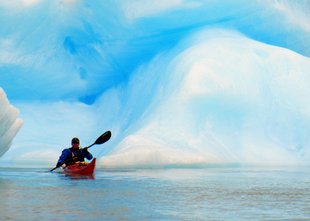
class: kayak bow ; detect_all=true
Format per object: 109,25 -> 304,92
64,158 -> 96,176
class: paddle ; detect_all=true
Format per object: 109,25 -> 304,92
50,130 -> 112,172
85,130 -> 112,149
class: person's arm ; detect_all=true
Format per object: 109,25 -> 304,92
81,148 -> 93,160
56,149 -> 70,168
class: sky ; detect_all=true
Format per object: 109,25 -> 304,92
0,0 -> 310,168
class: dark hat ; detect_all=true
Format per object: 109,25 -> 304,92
71,137 -> 80,144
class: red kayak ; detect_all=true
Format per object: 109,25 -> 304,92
64,158 -> 96,176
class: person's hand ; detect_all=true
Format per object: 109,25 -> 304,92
82,147 -> 90,153
61,163 -> 66,169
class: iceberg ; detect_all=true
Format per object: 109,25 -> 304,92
0,1 -> 309,167
0,88 -> 23,157
101,29 -> 310,167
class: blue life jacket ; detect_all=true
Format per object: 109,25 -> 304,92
57,147 -> 93,166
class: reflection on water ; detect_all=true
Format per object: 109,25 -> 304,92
0,166 -> 310,221
64,174 -> 95,180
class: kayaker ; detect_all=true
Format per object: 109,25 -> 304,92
56,137 -> 93,169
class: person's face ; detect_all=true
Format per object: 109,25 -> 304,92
72,142 -> 79,149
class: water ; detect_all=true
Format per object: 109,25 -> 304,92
1,166 -> 309,221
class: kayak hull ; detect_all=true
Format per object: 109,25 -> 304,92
64,158 -> 96,176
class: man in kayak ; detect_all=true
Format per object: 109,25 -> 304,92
56,137 -> 93,169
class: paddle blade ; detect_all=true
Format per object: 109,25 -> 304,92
50,167 -> 58,172
94,130 -> 112,145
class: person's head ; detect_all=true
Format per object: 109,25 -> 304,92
71,137 -> 80,149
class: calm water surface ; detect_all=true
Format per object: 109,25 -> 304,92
0,166 -> 309,221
